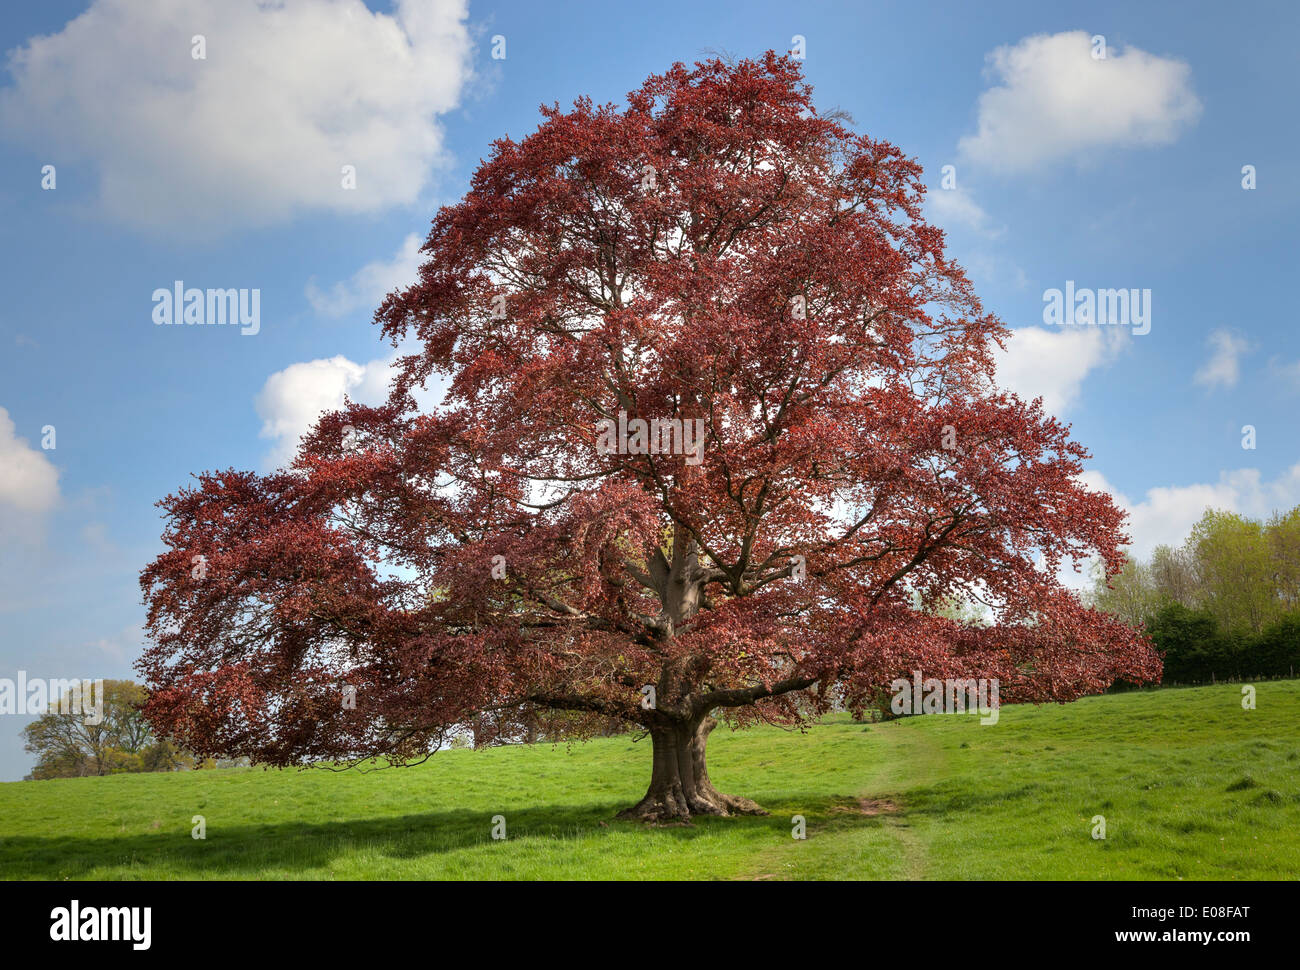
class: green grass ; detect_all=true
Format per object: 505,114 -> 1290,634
2,681 -> 1298,880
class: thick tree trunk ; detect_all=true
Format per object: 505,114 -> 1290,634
616,715 -> 768,821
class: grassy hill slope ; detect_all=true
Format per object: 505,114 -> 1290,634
1,681 -> 1297,880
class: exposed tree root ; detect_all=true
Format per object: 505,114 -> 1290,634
616,715 -> 770,822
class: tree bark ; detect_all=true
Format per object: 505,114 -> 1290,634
616,715 -> 768,821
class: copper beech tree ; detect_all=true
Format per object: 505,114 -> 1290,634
139,54 -> 1160,821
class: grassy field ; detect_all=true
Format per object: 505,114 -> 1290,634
1,681 -> 1297,880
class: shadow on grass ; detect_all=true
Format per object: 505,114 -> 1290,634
0,799 -> 796,880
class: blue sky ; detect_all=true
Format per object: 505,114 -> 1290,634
0,0 -> 1297,780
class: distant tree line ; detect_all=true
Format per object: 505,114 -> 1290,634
21,680 -> 220,780
1090,506 -> 1300,683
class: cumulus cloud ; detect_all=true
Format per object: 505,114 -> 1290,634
0,407 -> 59,528
1080,465 -> 1300,560
307,233 -> 424,317
255,355 -> 396,468
255,350 -> 449,468
1193,329 -> 1252,389
993,325 -> 1126,415
958,30 -> 1201,173
0,0 -> 473,233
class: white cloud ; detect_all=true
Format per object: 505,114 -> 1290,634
0,407 -> 60,527
255,355 -> 396,468
958,251 -> 1028,292
1194,329 -> 1252,389
958,30 -> 1201,173
255,350 -> 449,468
993,325 -> 1125,415
1080,465 -> 1300,560
307,233 -> 424,317
86,624 -> 144,663
1268,356 -> 1300,389
925,186 -> 1003,238
0,0 -> 473,233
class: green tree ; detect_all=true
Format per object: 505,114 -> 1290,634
1266,507 -> 1300,611
1149,543 -> 1199,608
1248,613 -> 1300,678
1145,603 -> 1234,683
1188,509 -> 1279,634
22,679 -> 204,779
1089,554 -> 1160,629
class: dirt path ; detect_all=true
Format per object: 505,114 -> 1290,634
856,724 -> 938,880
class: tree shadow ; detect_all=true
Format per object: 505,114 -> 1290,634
1,799 -> 781,879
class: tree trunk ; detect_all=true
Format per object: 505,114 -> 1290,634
616,715 -> 768,822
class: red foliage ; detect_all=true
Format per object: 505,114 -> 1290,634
138,53 -> 1159,770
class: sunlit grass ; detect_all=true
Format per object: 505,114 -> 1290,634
1,681 -> 1296,880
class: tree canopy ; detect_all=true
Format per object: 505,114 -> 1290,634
139,53 -> 1158,820
1091,505 -> 1300,636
